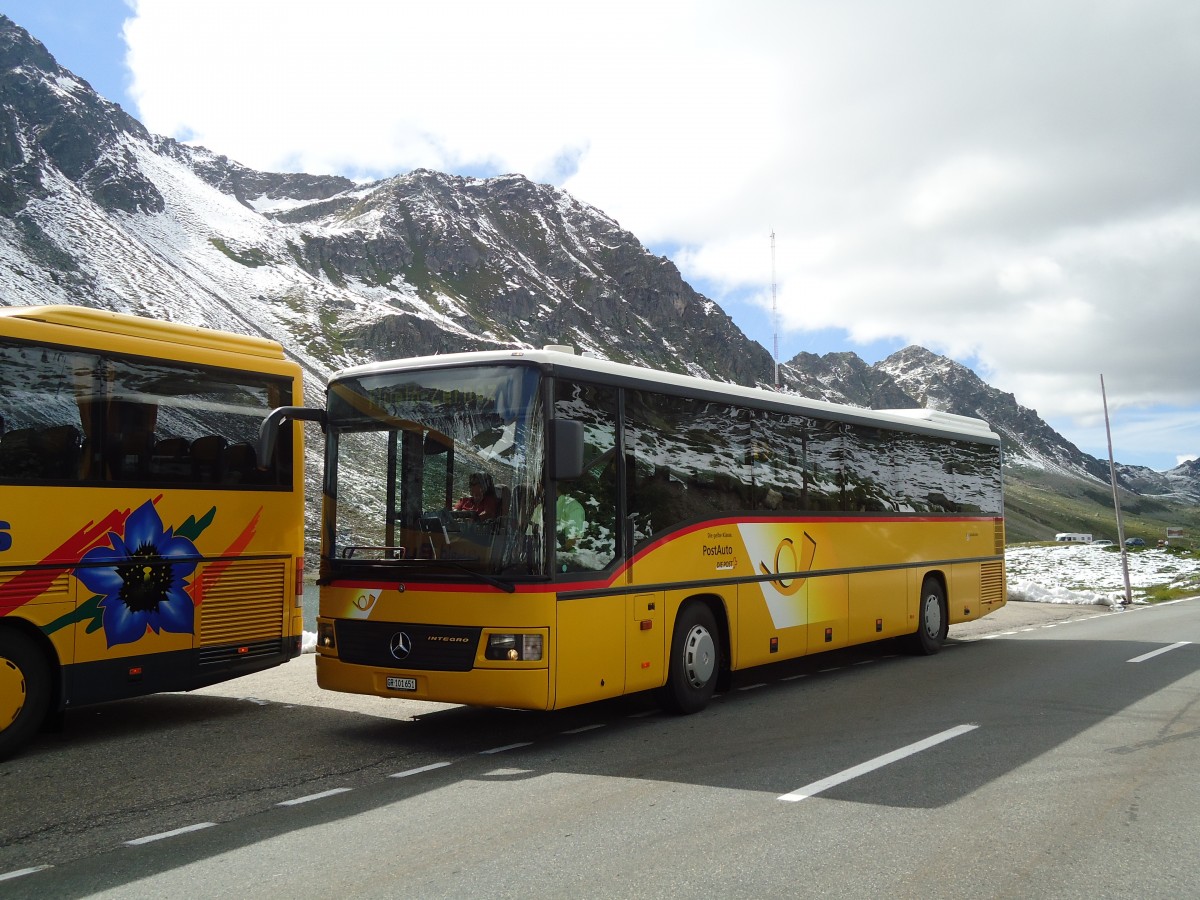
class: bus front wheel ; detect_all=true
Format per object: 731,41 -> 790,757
0,630 -> 51,760
660,603 -> 720,714
909,578 -> 947,655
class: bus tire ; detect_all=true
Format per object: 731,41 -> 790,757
660,602 -> 720,714
909,577 -> 947,655
0,629 -> 51,760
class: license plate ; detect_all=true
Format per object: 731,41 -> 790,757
386,676 -> 417,691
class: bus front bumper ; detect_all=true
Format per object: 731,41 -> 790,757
315,654 -> 552,710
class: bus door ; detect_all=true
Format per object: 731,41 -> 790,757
551,379 -> 624,704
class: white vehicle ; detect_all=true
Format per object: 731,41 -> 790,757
1055,533 -> 1093,543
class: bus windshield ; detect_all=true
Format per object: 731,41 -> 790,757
326,364 -> 546,581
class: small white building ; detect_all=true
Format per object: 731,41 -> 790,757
1055,532 -> 1093,543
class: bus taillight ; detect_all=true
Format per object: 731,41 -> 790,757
295,556 -> 304,606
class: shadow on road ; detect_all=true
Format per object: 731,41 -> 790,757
3,608 -> 1198,897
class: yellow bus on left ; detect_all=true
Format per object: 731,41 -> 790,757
0,305 -> 305,759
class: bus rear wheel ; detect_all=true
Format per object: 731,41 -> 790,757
909,578 -> 947,655
0,630 -> 51,760
660,603 -> 720,714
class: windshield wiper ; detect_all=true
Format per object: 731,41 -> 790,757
328,556 -> 516,593
419,560 -> 516,593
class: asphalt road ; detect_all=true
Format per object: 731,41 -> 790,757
3,599 -> 1198,899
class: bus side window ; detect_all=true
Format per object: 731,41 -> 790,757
626,391 -> 750,543
0,344 -> 89,483
553,380 -> 618,573
38,425 -> 84,480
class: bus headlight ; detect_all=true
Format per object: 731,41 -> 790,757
485,633 -> 543,661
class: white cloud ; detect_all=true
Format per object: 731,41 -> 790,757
996,257 -> 1064,295
906,155 -> 1036,230
122,0 -> 1200,470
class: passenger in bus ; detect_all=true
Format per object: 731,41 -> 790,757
556,492 -> 587,550
455,472 -> 500,521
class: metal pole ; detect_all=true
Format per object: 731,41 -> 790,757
1101,374 -> 1133,606
771,229 -> 780,390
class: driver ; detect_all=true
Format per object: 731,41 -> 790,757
455,472 -> 500,521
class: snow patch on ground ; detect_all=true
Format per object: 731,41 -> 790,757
1006,544 -> 1200,607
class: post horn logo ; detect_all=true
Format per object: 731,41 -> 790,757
759,532 -> 818,596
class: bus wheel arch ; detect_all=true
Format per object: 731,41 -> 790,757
0,623 -> 55,760
909,573 -> 948,655
660,596 -> 726,714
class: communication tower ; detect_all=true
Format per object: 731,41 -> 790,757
771,229 -> 780,390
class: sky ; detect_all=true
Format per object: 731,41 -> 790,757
4,0 -> 1199,472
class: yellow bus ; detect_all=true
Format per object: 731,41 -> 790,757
274,346 -> 1004,715
0,306 -> 305,758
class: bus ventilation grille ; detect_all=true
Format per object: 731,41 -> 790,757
980,561 -> 1005,605
994,518 -> 1006,556
0,569 -> 70,603
196,558 -> 287,648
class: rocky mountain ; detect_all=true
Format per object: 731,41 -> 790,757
779,345 -> 1200,504
0,16 -> 775,402
1,15 -> 1197,520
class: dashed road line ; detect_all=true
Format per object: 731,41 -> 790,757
778,724 -> 979,803
481,741 -> 533,755
389,761 -> 453,778
1128,641 -> 1191,663
0,865 -> 53,882
124,822 -> 217,846
276,787 -> 352,807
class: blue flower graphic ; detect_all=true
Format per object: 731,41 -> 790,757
75,501 -> 200,648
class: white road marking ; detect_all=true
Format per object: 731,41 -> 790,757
738,683 -> 768,691
389,761 -> 453,778
1127,641 -> 1191,663
0,865 -> 52,881
778,724 -> 980,803
480,742 -> 533,754
561,724 -> 606,734
124,822 -> 217,845
276,787 -> 352,807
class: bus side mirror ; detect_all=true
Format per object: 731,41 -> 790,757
257,406 -> 328,469
551,419 -> 584,481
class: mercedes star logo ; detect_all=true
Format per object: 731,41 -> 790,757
389,631 -> 412,660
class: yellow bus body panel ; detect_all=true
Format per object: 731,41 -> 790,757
316,515 -> 1004,711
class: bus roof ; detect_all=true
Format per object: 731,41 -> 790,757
333,346 -> 1002,445
0,305 -> 285,359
